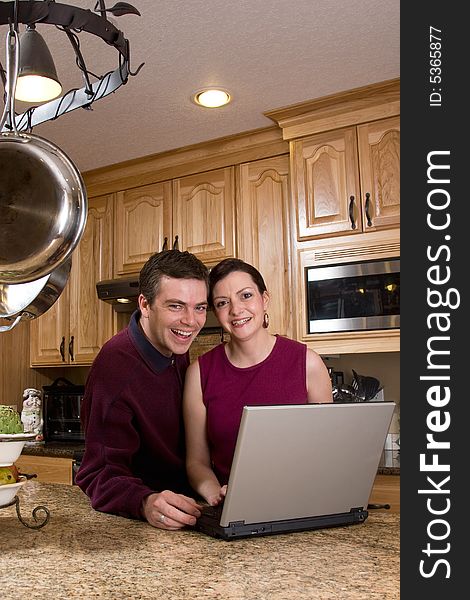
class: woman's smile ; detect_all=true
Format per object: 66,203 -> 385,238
231,316 -> 252,327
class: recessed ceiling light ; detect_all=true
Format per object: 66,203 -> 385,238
192,88 -> 231,108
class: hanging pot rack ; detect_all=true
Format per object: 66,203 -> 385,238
0,0 -> 144,132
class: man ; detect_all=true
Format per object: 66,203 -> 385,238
76,250 -> 209,530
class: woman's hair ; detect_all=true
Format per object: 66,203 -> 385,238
209,258 -> 267,307
139,249 -> 209,305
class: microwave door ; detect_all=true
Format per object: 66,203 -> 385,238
306,259 -> 400,334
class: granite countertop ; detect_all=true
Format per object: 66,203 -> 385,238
21,442 -> 85,459
377,450 -> 400,475
1,481 -> 399,600
23,443 -> 400,475
377,466 -> 399,476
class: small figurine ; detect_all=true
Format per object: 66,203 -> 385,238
21,388 -> 44,444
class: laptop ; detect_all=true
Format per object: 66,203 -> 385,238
194,401 -> 395,540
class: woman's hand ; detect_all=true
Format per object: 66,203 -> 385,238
206,484 -> 227,506
142,490 -> 202,530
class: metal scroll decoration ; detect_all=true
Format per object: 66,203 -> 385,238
0,1 -> 144,133
0,494 -> 51,529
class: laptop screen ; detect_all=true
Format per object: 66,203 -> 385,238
219,402 -> 395,527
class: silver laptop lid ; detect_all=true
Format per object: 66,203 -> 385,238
220,402 -> 395,527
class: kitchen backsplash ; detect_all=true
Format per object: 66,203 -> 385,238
189,331 -> 230,362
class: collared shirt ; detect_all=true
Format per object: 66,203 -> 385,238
128,310 -> 174,374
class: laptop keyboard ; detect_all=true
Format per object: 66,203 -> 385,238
201,503 -> 224,520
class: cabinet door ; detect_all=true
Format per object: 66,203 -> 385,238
238,156 -> 293,337
15,455 -> 73,485
292,127 -> 361,240
357,116 -> 400,230
69,195 -> 114,365
114,182 -> 172,276
30,285 -> 69,366
173,167 -> 235,264
30,195 -> 114,367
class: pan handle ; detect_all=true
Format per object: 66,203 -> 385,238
0,312 -> 25,332
0,26 -> 19,134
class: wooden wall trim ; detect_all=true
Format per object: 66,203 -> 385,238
83,126 -> 288,197
307,330 -> 400,356
265,79 -> 400,140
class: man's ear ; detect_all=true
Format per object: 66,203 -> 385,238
138,294 -> 150,317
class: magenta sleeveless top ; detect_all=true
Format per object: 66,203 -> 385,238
198,335 -> 307,484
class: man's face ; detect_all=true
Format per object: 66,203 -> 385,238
138,276 -> 208,356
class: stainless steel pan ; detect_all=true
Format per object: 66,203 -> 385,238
0,258 -> 71,332
0,27 -> 87,284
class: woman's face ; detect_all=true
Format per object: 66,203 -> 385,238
212,270 -> 269,338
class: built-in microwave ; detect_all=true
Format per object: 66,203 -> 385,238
305,258 -> 400,334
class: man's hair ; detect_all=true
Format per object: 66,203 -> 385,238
139,249 -> 209,305
208,258 -> 267,307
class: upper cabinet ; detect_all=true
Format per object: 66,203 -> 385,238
30,195 -> 114,366
173,168 -> 235,264
113,167 -> 236,276
356,116 -> 400,231
237,155 -> 293,338
114,182 -> 172,277
291,116 -> 400,241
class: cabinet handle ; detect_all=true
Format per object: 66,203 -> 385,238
364,192 -> 373,227
59,336 -> 66,362
69,336 -> 75,362
348,196 -> 356,230
172,235 -> 179,250
161,237 -> 168,251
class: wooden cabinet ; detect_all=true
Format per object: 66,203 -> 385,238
291,116 -> 400,241
357,117 -> 400,230
30,195 -> 114,366
16,455 -> 73,485
173,167 -> 236,265
237,156 -> 293,337
369,474 -> 400,513
29,279 -> 69,366
114,182 -> 172,276
114,167 -> 236,277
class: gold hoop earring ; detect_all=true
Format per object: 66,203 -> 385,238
263,313 -> 270,329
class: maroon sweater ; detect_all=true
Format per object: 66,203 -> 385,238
76,311 -> 191,519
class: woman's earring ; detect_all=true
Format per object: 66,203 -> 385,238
263,312 -> 270,329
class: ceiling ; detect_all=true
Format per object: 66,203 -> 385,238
1,0 -> 400,173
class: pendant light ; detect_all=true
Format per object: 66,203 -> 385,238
14,25 -> 62,103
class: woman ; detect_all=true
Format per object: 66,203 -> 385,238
183,259 -> 332,506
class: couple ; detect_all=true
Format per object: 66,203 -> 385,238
76,250 -> 332,530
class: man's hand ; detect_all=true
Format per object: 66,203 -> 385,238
142,490 -> 201,530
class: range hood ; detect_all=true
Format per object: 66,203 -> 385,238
95,279 -> 223,331
96,278 -> 139,312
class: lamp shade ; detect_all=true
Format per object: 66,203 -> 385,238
15,26 -> 62,103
